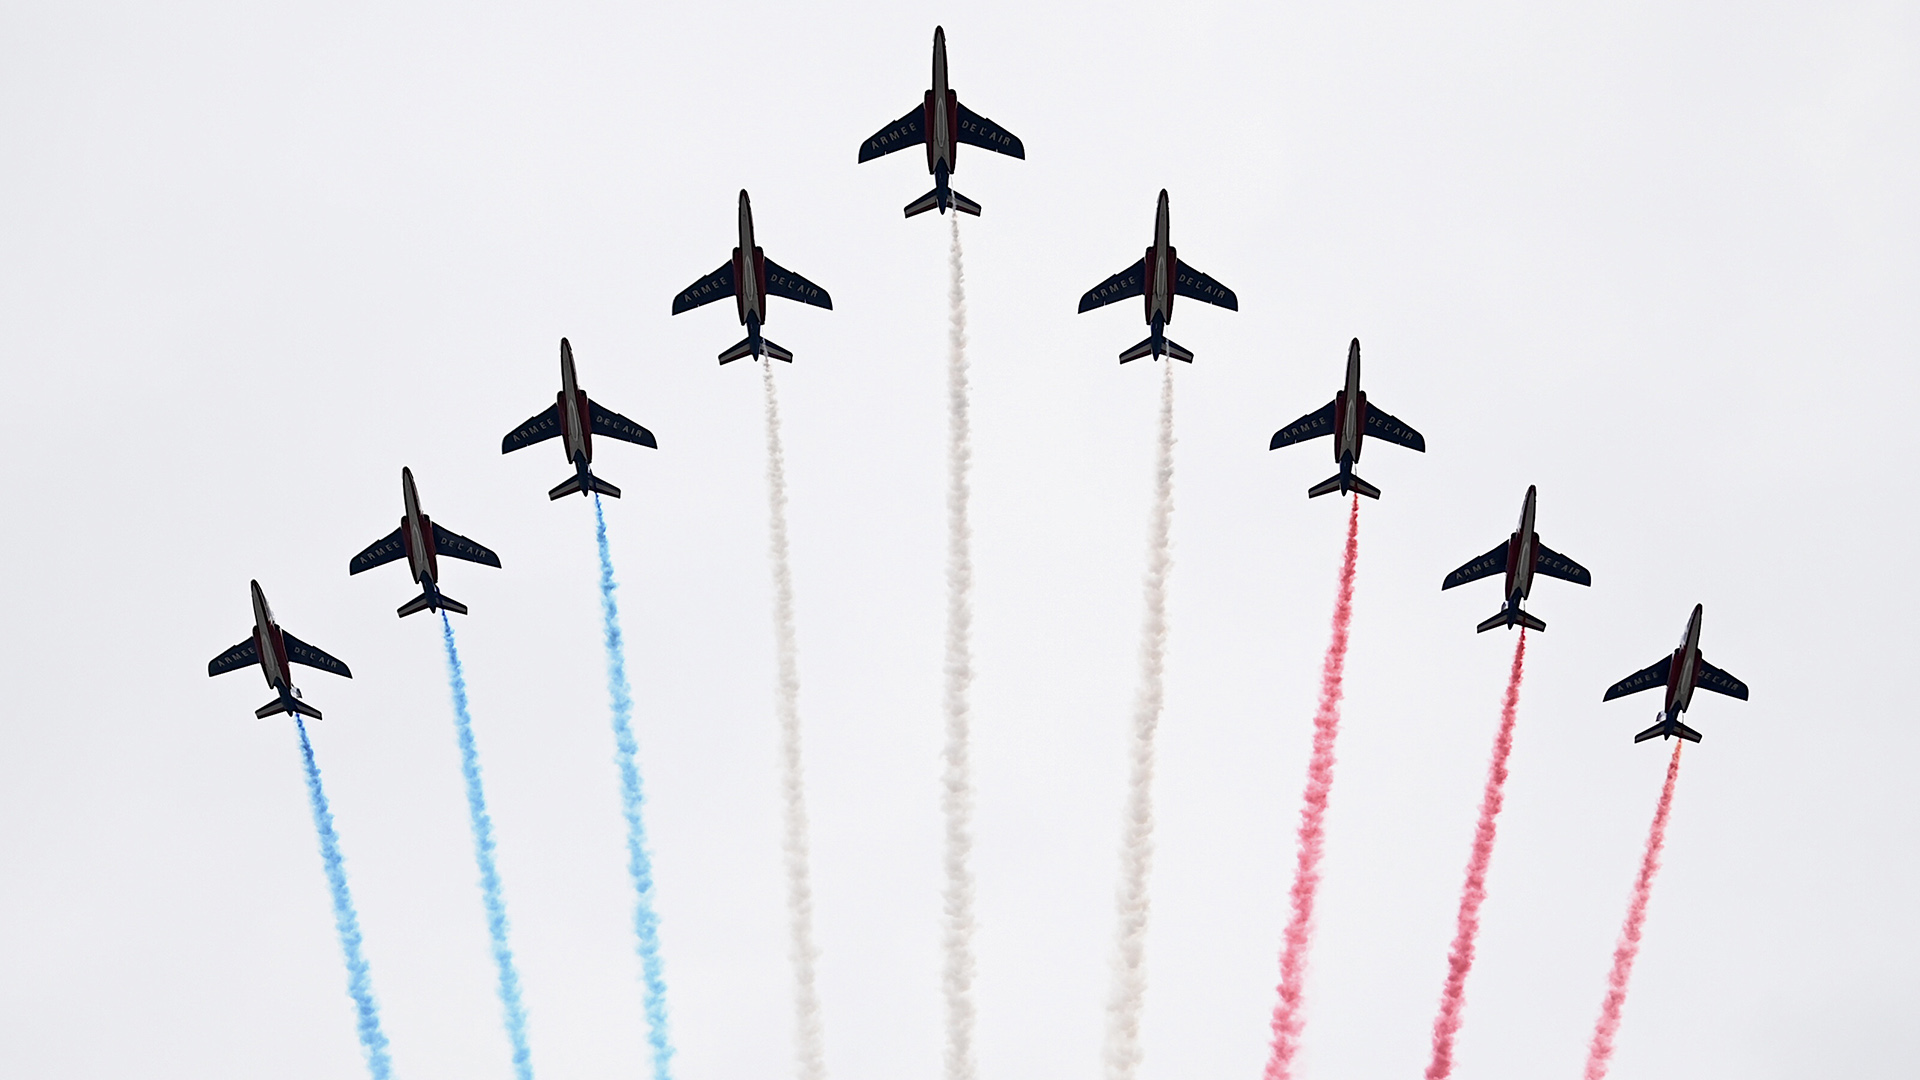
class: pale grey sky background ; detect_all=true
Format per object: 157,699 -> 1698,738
1,2 -> 1916,1078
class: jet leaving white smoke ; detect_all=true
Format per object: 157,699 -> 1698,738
1105,363 -> 1177,1080
762,360 -> 827,1080
942,214 -> 979,1080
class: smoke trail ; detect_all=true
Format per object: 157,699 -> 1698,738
761,359 -> 827,1080
1104,361 -> 1176,1080
942,213 -> 978,1080
1261,495 -> 1361,1080
439,613 -> 536,1080
1583,739 -> 1685,1080
593,494 -> 676,1080
294,717 -> 395,1080
1423,630 -> 1529,1080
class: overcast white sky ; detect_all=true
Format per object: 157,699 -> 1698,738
2,2 -> 1916,1078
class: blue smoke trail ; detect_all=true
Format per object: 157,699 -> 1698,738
594,493 -> 676,1080
439,612 -> 536,1080
294,717 -> 395,1080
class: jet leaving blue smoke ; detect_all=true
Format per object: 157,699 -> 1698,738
594,494 -> 677,1080
294,717 -> 395,1080
439,613 -> 536,1080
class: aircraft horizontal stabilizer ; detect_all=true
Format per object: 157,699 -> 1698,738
904,188 -> 981,218
1634,717 -> 1703,744
549,474 -> 621,500
398,592 -> 467,618
257,696 -> 321,721
1309,472 -> 1380,500
1119,335 -> 1193,363
719,335 -> 794,365
1478,608 -> 1546,634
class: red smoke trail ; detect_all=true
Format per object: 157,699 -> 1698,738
1423,630 -> 1529,1080
1584,739 -> 1685,1080
1262,495 -> 1360,1080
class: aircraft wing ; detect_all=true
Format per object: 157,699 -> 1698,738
1174,260 -> 1238,310
672,262 -> 736,315
282,631 -> 352,678
1603,655 -> 1673,701
502,404 -> 562,454
955,103 -> 1025,158
1534,542 -> 1592,587
858,105 -> 925,162
1696,659 -> 1749,700
1364,405 -> 1426,452
761,257 -> 833,310
208,637 -> 259,677
349,527 -> 406,575
1442,540 -> 1510,590
431,523 -> 501,568
588,402 -> 658,448
1270,402 -> 1337,449
1078,259 -> 1147,313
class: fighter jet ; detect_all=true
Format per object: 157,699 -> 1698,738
857,26 -> 1025,217
208,580 -> 351,720
349,467 -> 501,617
502,338 -> 657,500
1442,485 -> 1591,632
672,190 -> 832,364
1604,604 -> 1749,743
1078,190 -> 1238,362
1269,338 -> 1424,498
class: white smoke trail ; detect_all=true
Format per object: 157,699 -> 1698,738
1105,362 -> 1177,1080
942,213 -> 978,1080
762,359 -> 827,1080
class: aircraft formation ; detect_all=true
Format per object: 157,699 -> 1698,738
208,22 -> 1745,744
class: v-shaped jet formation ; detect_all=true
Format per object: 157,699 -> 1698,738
1604,604 -> 1749,743
1078,189 -> 1239,362
1270,338 -> 1425,498
501,338 -> 657,500
672,190 -> 832,364
858,26 -> 1025,217
1442,485 -> 1591,632
348,467 -> 501,617
208,580 -> 351,720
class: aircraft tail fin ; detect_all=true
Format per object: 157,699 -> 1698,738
257,695 -> 322,721
549,474 -> 621,500
1309,472 -> 1380,500
1477,607 -> 1547,634
1634,716 -> 1703,744
398,592 -> 467,618
719,335 -> 794,365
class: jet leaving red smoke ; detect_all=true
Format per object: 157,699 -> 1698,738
1262,495 -> 1361,1080
1423,630 -> 1528,1080
1584,739 -> 1685,1080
